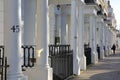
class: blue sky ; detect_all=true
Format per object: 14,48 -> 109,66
110,0 -> 120,29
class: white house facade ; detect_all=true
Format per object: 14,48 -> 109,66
0,0 -> 118,80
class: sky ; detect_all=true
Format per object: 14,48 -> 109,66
110,0 -> 120,29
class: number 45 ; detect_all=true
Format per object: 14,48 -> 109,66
11,25 -> 20,33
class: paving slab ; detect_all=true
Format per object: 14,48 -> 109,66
66,49 -> 120,80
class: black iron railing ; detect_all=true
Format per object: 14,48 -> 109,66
97,5 -> 104,16
0,46 -> 9,80
4,57 -> 9,80
49,45 -> 73,80
84,0 -> 96,4
21,45 -> 36,68
0,46 -> 4,80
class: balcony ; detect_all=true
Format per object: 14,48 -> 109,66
97,5 -> 103,15
84,0 -> 96,4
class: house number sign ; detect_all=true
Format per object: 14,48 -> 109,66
11,25 -> 20,33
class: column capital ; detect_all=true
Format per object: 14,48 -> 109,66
84,4 -> 99,16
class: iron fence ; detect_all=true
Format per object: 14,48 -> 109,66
21,45 -> 36,68
0,46 -> 4,80
0,46 -> 9,80
49,44 -> 73,80
84,0 -> 96,4
84,46 -> 91,65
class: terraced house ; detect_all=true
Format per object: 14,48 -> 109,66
0,0 -> 118,80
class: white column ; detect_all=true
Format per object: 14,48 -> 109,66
109,28 -> 111,54
103,24 -> 106,55
84,16 -> 90,44
89,15 -> 98,64
71,0 -> 80,75
24,0 -> 36,45
55,11 -> 61,44
0,0 -> 3,45
96,17 -> 101,45
106,27 -> 110,55
99,22 -> 104,59
78,1 -> 86,70
104,26 -> 108,56
84,23 -> 88,43
68,16 -> 71,44
4,0 -> 27,80
107,29 -> 110,54
49,4 -> 55,44
107,27 -> 110,55
36,0 -> 53,80
61,13 -> 67,44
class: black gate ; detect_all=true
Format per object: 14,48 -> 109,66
49,45 -> 73,80
21,45 -> 36,68
84,44 -> 91,65
0,46 -> 9,80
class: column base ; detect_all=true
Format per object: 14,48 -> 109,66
104,50 -> 108,57
96,51 -> 98,62
109,49 -> 112,55
106,48 -> 110,56
8,74 -> 28,80
91,51 -> 98,64
73,57 -> 80,75
39,66 -> 53,80
24,65 -> 53,80
80,55 -> 86,70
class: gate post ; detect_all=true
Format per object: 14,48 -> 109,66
4,0 -> 27,80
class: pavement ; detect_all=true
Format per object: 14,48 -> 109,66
66,49 -> 120,80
